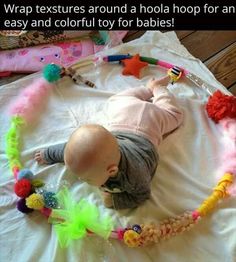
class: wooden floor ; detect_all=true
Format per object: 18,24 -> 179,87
1,31 -> 236,96
124,31 -> 236,95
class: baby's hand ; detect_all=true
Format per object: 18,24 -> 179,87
146,76 -> 170,91
102,192 -> 113,208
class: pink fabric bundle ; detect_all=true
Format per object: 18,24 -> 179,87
0,40 -> 102,73
0,31 -> 127,74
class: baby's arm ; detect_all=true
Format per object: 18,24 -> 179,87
44,143 -> 66,164
109,169 -> 152,209
148,77 -> 184,135
35,143 -> 66,165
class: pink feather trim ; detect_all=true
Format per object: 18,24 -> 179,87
218,118 -> 236,174
219,118 -> 236,140
8,78 -> 53,123
222,150 -> 236,196
220,152 -> 236,175
218,118 -> 236,195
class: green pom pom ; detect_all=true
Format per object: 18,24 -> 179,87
31,179 -> 45,188
43,64 -> 61,83
91,35 -> 105,45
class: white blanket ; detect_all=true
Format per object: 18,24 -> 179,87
0,31 -> 235,262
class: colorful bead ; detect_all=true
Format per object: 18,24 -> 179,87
167,66 -> 182,84
132,224 -> 142,234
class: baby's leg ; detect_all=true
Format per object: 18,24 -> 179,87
34,143 -> 66,165
111,76 -> 170,102
150,78 -> 183,135
109,85 -> 153,101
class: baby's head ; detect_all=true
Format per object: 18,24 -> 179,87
64,124 -> 120,186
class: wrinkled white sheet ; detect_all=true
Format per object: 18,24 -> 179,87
0,31 -> 235,262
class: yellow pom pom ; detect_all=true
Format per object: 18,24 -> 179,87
123,230 -> 141,247
26,193 -> 44,210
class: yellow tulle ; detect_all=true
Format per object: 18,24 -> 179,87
49,187 -> 114,248
197,173 -> 233,216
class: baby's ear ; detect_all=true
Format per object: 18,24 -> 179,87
107,165 -> 118,177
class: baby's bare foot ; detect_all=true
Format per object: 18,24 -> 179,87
147,76 -> 170,91
34,150 -> 48,165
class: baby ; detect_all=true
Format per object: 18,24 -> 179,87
35,76 -> 183,209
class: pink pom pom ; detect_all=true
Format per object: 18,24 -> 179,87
40,207 -> 52,218
9,78 -> 53,123
192,211 -> 200,220
117,228 -> 126,240
12,166 -> 20,180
